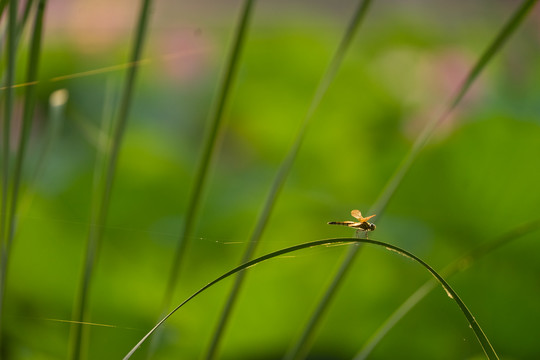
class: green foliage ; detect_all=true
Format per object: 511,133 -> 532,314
1,1 -> 539,359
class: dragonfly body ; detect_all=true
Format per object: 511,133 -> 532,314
328,210 -> 376,237
327,220 -> 375,232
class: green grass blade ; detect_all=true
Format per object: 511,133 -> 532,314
0,0 -> 7,17
6,0 -> 46,263
123,237 -> 499,360
16,0 -> 35,39
0,0 -> 46,349
373,0 -> 538,218
205,1 -> 373,359
68,1 -> 153,359
157,0 -> 254,329
146,3 -> 254,358
0,0 -> 33,70
286,1 -> 539,358
354,218 -> 540,360
0,0 -> 19,352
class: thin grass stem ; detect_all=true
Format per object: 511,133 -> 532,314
285,1 -> 539,358
354,217 -> 540,360
123,237 -> 499,360
0,1 -> 46,347
16,0 -> 35,40
0,0 -> 7,18
0,0 -> 19,352
160,0 -> 254,311
205,1 -> 373,359
6,0 -> 45,269
148,2 -> 255,357
68,1 -> 153,359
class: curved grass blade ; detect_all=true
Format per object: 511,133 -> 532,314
204,1 -> 373,359
285,1 -> 539,358
149,1 -> 255,356
68,1 -> 153,359
123,237 -> 498,360
0,0 -> 19,351
354,218 -> 540,360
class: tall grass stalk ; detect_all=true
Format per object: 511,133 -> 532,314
0,0 -> 19,351
0,0 -> 7,19
16,0 -> 35,38
68,1 -> 153,359
0,0 -> 46,340
149,1 -> 255,355
354,218 -> 540,359
6,0 -> 46,271
0,0 -> 34,76
161,0 -> 254,310
124,237 -> 499,360
284,1 -> 538,358
204,1 -> 373,359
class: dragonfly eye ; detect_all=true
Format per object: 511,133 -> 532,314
370,223 -> 376,231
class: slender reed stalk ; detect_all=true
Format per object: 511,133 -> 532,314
124,237 -> 499,360
68,1 -> 153,359
0,0 -> 19,351
148,2 -> 255,356
0,0 -> 7,18
354,217 -> 540,360
0,0 -> 34,79
205,1 -> 373,359
161,0 -> 254,312
0,1 -> 46,345
284,1 -> 538,358
17,0 -> 35,38
6,0 -> 46,270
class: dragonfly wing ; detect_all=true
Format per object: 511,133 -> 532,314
351,209 -> 362,220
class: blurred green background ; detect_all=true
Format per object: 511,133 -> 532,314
4,0 -> 540,359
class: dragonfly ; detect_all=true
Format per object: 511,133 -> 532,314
328,209 -> 376,238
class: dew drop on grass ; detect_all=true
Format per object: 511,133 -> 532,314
385,246 -> 401,255
444,287 -> 454,299
385,246 -> 413,260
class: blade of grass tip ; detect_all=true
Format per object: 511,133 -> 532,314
206,1 -> 373,359
147,1 -> 254,357
0,0 -> 19,352
354,217 -> 540,360
123,237 -> 499,360
68,1 -> 153,359
285,1 -> 539,358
